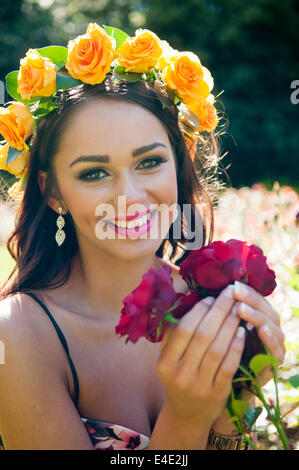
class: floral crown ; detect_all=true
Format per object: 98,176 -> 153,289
0,23 -> 220,202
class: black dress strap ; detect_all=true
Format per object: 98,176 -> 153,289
24,292 -> 80,410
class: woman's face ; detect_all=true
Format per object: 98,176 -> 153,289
49,97 -> 178,261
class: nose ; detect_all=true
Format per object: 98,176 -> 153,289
112,170 -> 147,212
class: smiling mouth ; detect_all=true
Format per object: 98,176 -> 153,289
107,210 -> 155,230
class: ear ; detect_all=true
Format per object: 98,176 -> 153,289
37,170 -> 67,214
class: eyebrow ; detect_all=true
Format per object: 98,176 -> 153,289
69,142 -> 167,168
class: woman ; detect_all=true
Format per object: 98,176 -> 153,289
0,60 -> 285,451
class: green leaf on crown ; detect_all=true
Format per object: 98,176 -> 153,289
30,97 -> 59,129
103,25 -> 129,50
36,46 -> 68,70
249,354 -> 280,377
56,69 -> 82,90
145,68 -> 157,84
6,146 -> 22,166
4,70 -> 22,100
5,71 -> 40,103
113,65 -> 144,83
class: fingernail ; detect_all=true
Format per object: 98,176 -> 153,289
231,303 -> 239,315
203,296 -> 216,306
234,280 -> 247,296
263,324 -> 273,338
239,302 -> 254,315
224,285 -> 235,298
237,326 -> 245,339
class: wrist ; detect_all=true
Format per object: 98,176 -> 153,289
211,407 -> 240,435
148,401 -> 211,450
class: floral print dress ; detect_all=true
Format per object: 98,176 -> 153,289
0,419 -> 149,450
81,418 -> 150,450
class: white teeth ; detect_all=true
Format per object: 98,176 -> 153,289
113,213 -> 151,229
127,215 -> 147,229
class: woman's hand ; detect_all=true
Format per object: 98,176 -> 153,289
233,280 -> 286,387
156,285 -> 245,430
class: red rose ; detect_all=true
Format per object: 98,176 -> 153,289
179,239 -> 276,297
245,244 -> 277,296
171,290 -> 202,320
115,265 -> 177,344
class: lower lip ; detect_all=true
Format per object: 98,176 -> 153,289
107,210 -> 157,237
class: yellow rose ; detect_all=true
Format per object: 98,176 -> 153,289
0,102 -> 34,151
155,40 -> 179,71
116,29 -> 163,73
162,51 -> 213,104
66,23 -> 116,85
186,96 -> 218,132
17,49 -> 58,101
0,143 -> 29,178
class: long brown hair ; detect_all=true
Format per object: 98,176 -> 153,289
1,75 -> 228,299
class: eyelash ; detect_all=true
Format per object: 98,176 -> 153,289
77,157 -> 167,182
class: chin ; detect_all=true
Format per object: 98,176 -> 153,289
101,238 -> 164,261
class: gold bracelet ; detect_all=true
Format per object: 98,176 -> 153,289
208,428 -> 249,450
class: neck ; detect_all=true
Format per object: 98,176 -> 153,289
63,242 -> 167,317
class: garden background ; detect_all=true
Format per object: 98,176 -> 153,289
0,0 -> 298,449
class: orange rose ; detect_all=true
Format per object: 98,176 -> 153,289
162,52 -> 213,104
0,102 -> 34,150
0,142 -> 29,177
187,97 -> 218,132
17,49 -> 58,101
66,23 -> 116,85
116,29 -> 163,73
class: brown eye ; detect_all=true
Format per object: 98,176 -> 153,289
137,157 -> 167,170
78,168 -> 108,181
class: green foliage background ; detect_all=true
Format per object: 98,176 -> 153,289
1,0 -> 298,190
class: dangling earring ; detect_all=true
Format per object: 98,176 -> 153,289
55,206 -> 66,246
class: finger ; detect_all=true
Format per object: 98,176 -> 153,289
195,304 -> 241,386
257,324 -> 286,364
173,285 -> 237,377
158,296 -> 215,363
255,365 -> 275,387
234,281 -> 280,326
160,323 -> 176,352
236,301 -> 285,345
213,326 -> 246,395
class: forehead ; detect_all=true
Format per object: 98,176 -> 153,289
57,98 -> 171,156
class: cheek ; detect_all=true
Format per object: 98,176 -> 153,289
56,177 -> 98,228
153,162 -> 178,200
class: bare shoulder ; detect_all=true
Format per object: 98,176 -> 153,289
0,292 -> 65,372
0,292 -> 60,351
0,292 -> 93,449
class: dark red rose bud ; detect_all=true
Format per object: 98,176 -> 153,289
171,290 -> 202,319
